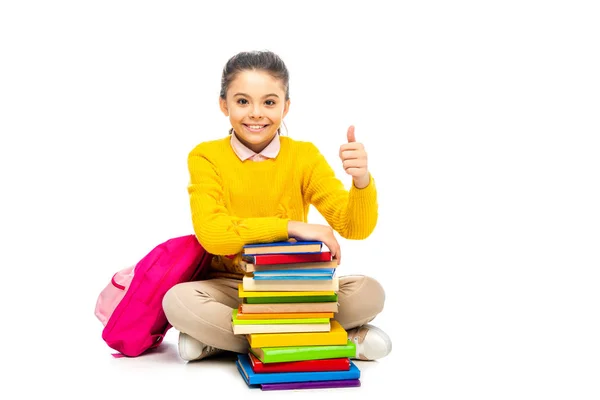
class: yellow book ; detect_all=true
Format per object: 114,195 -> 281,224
238,284 -> 335,298
246,319 -> 347,348
235,308 -> 334,320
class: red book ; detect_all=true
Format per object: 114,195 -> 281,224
243,252 -> 332,266
248,353 -> 350,373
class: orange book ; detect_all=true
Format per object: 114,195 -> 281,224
236,306 -> 334,320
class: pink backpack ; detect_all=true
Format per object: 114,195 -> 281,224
95,234 -> 212,357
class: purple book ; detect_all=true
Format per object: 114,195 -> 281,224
260,379 -> 361,391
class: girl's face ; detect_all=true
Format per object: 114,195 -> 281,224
219,70 -> 290,153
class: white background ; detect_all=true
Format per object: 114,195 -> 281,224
1,1 -> 599,399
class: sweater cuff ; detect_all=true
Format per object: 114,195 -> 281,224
351,173 -> 376,193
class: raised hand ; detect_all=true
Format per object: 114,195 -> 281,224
339,125 -> 370,189
287,221 -> 341,265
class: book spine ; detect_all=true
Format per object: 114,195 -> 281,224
246,252 -> 332,265
247,330 -> 347,348
241,302 -> 339,313
242,276 -> 339,292
251,356 -> 350,373
262,344 -> 356,363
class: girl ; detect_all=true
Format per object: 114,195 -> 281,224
162,50 -> 391,362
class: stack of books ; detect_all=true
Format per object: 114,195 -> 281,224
232,240 -> 361,391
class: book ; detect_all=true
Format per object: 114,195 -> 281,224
242,251 -> 332,266
235,307 -> 334,320
249,340 -> 356,363
241,260 -> 338,273
233,321 -> 331,335
238,284 -> 335,298
260,379 -> 361,391
244,293 -> 338,304
236,353 -> 360,385
251,268 -> 335,280
242,275 -> 339,292
243,240 -> 323,255
240,301 -> 339,314
246,319 -> 347,348
232,309 -> 330,325
252,274 -> 334,281
248,353 -> 350,373
253,268 -> 336,276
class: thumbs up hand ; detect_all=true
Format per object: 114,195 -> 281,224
339,125 -> 370,189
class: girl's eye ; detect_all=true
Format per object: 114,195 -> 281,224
265,100 -> 276,106
237,99 -> 248,105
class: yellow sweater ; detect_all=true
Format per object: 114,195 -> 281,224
187,136 -> 378,279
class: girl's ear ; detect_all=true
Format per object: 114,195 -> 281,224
282,99 -> 291,119
219,97 -> 229,116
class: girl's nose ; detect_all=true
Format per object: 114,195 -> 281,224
249,105 -> 262,118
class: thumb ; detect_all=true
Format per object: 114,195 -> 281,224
347,125 -> 356,143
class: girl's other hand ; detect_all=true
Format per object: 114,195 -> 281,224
287,221 -> 341,265
339,125 -> 370,189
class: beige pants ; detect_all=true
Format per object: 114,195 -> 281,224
162,275 -> 385,353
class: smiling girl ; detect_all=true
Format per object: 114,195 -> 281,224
162,50 -> 391,362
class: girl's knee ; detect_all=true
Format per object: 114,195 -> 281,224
360,276 -> 385,314
162,282 -> 194,321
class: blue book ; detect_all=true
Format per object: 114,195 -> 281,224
252,268 -> 335,281
253,268 -> 336,276
252,275 -> 333,281
243,240 -> 323,256
236,354 -> 360,385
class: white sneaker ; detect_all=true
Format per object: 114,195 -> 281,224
346,324 -> 392,361
178,332 -> 220,361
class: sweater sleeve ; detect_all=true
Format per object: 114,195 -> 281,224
187,148 -> 289,255
302,142 -> 378,240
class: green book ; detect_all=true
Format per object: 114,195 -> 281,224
250,340 -> 356,363
245,294 -> 338,304
232,309 -> 330,325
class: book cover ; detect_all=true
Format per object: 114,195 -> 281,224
238,284 -> 335,298
233,321 -> 331,335
246,319 -> 347,348
240,301 -> 339,314
244,293 -> 338,304
235,307 -> 334,320
249,268 -> 336,277
242,252 -> 332,266
243,240 -> 323,255
242,275 -> 339,292
253,268 -> 336,276
248,352 -> 350,373
236,353 -> 360,385
260,379 -> 361,391
242,260 -> 338,273
232,309 -> 330,325
250,340 -> 356,363
252,274 -> 334,281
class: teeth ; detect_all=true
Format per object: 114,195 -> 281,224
247,125 -> 264,129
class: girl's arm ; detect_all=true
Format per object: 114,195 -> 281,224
188,152 -> 289,255
302,142 -> 378,240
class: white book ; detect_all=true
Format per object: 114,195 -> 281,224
232,321 -> 331,335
